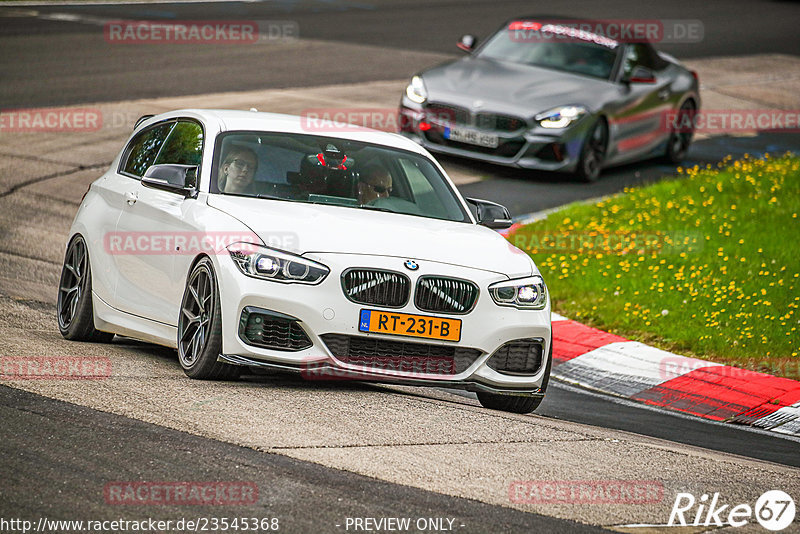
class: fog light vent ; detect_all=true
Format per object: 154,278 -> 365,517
487,338 -> 544,375
238,307 -> 312,351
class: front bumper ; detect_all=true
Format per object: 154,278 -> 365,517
213,252 -> 552,395
398,98 -> 593,173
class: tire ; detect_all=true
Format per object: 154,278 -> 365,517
663,100 -> 697,164
177,258 -> 240,381
57,235 -> 115,342
575,118 -> 608,182
477,338 -> 553,414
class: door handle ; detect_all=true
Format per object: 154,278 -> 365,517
125,191 -> 138,205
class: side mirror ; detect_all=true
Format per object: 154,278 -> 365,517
457,34 -> 477,53
466,197 -> 512,229
142,164 -> 198,197
623,66 -> 657,84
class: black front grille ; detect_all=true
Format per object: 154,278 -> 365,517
342,269 -> 410,308
415,276 -> 479,315
475,112 -> 527,132
321,334 -> 481,375
425,103 -> 527,133
487,339 -> 544,375
238,307 -> 312,351
426,103 -> 469,125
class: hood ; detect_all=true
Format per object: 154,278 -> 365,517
422,57 -> 617,115
207,195 -> 533,277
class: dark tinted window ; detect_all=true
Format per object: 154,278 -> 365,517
155,121 -> 204,166
623,44 -> 668,74
211,132 -> 469,223
121,123 -> 174,177
478,22 -> 621,80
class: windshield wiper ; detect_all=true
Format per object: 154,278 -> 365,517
358,205 -> 395,213
256,193 -> 298,202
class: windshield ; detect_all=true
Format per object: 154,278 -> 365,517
478,21 -> 621,80
211,132 -> 470,223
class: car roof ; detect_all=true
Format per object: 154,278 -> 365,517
138,109 -> 428,155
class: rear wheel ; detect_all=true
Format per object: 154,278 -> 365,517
664,100 -> 696,163
57,235 -> 114,342
178,258 -> 240,380
575,119 -> 608,182
477,339 -> 553,414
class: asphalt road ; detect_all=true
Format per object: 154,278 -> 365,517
526,383 -> 800,468
0,385 -> 608,533
1,0 -> 799,530
2,0 -> 800,107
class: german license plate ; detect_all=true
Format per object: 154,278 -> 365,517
358,310 -> 461,342
444,126 -> 499,148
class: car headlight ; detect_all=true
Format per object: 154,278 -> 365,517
535,106 -> 587,129
489,275 -> 548,309
227,243 -> 329,284
405,75 -> 428,104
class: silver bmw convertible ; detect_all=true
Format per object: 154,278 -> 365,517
398,17 -> 700,181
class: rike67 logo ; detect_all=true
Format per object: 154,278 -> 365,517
669,490 -> 795,531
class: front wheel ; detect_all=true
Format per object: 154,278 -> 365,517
477,339 -> 553,414
177,258 -> 240,380
575,119 -> 608,182
57,235 -> 114,342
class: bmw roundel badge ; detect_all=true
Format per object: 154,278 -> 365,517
404,260 -> 419,271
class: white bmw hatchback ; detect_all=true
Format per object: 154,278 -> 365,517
58,109 -> 552,413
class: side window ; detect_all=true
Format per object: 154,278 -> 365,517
398,158 -> 463,220
121,123 -> 174,178
623,44 -> 665,75
154,121 -> 204,166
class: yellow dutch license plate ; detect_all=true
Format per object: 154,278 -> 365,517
358,309 -> 461,342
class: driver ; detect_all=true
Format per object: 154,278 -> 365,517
357,163 -> 392,205
219,144 -> 259,195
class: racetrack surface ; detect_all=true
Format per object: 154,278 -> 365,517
2,0 -> 800,107
2,296 -> 799,530
1,90 -> 799,529
1,0 -> 800,530
0,385 -> 608,533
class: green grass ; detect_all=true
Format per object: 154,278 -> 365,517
508,154 -> 800,379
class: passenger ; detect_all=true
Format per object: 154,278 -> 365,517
357,163 -> 392,205
219,145 -> 258,195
